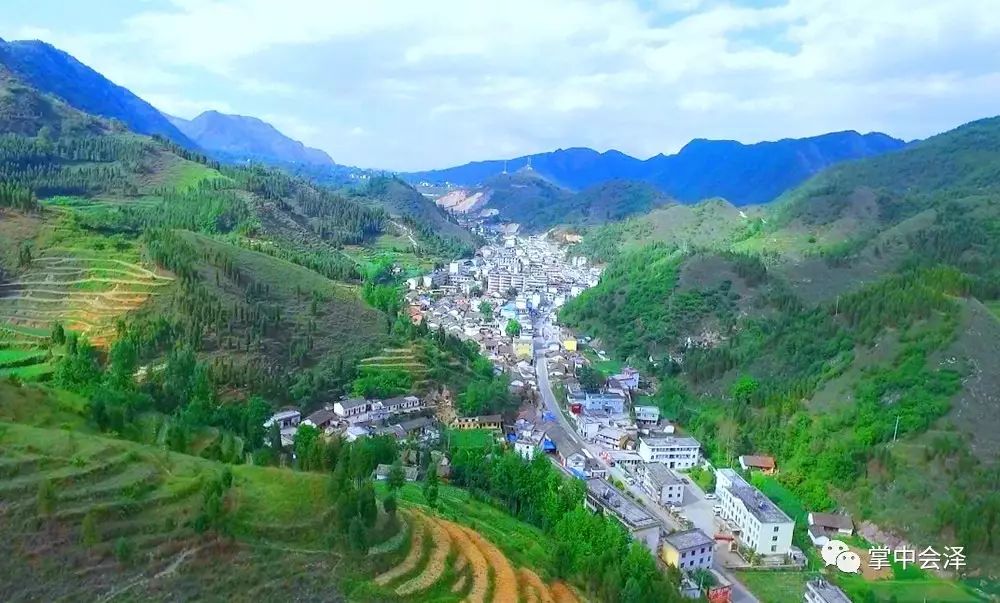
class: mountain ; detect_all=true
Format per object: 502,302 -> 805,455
409,147 -> 645,190
560,116 -> 1000,576
646,130 -> 906,205
0,38 -> 195,148
168,110 -> 335,166
406,131 -> 906,206
354,176 -> 480,255
429,170 -> 673,231
0,61 -> 108,137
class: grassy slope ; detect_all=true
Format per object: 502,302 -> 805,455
171,231 -> 389,364
357,177 -> 478,248
0,419 -> 359,602
0,382 -> 569,601
560,117 -> 1000,591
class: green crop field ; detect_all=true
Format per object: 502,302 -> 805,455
0,348 -> 46,367
446,428 -> 496,451
737,571 -> 817,603
837,574 -> 981,602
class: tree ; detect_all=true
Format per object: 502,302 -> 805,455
479,301 -> 493,320
37,479 -> 56,516
731,375 -> 760,404
387,458 -> 406,492
294,424 -> 321,468
351,369 -> 411,398
358,482 -> 378,527
106,338 -> 138,390
505,318 -> 521,338
81,511 -> 100,547
348,516 -> 368,554
423,464 -> 439,508
268,420 -> 282,450
383,494 -> 397,515
578,365 -> 606,393
50,322 -> 65,345
114,537 -> 133,565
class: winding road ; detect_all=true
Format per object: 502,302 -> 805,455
533,314 -> 759,603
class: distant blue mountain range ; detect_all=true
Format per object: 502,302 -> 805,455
403,131 -> 906,206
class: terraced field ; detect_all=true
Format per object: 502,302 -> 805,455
0,253 -> 173,346
0,419 -> 401,601
360,345 -> 430,386
371,508 -> 578,603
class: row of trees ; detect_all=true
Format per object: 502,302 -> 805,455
450,446 -> 683,602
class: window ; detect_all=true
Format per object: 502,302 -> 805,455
771,545 -> 777,552
773,526 -> 779,532
772,536 -> 778,542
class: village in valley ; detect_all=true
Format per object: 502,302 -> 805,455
262,222 -> 858,603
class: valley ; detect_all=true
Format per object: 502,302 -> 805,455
0,15 -> 999,603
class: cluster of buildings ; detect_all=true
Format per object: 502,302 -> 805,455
403,234 -> 601,378
263,394 -> 437,447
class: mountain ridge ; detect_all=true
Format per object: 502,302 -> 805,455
406,130 -> 907,206
169,110 -> 336,167
0,38 -> 195,148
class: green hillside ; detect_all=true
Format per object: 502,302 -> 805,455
354,176 -> 480,258
561,116 -> 1000,576
452,172 -> 677,232
573,198 -> 759,262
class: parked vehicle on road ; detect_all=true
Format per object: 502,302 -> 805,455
705,492 -> 717,500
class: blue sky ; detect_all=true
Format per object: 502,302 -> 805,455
3,0 -> 999,170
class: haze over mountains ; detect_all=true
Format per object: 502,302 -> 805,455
168,110 -> 336,167
404,131 -> 907,206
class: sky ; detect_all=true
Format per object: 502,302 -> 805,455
3,0 -> 1000,171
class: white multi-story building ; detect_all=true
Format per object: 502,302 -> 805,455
636,436 -> 701,469
634,405 -> 660,426
487,271 -> 526,293
580,392 -> 627,415
637,462 -> 684,505
716,468 -> 795,557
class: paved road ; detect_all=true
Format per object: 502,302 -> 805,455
533,313 -> 759,603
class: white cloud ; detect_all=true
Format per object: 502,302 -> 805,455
4,0 -> 1000,169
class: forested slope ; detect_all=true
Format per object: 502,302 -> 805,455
560,116 -> 1000,573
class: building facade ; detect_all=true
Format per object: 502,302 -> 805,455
637,462 -> 684,505
634,405 -> 660,426
716,468 -> 795,556
637,436 -> 701,469
661,529 -> 715,572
